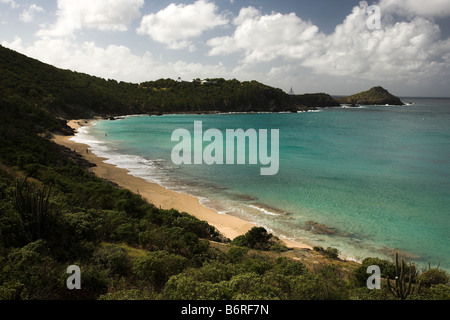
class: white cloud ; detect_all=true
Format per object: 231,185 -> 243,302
380,0 -> 450,18
208,7 -> 324,64
0,0 -> 17,8
20,4 -> 44,23
38,0 -> 144,38
137,0 -> 229,50
207,2 -> 450,83
232,6 -> 260,25
302,3 -> 450,81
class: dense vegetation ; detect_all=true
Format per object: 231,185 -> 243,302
0,46 -> 448,300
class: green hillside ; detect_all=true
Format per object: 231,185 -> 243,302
0,45 -> 339,119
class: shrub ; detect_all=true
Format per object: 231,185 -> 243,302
0,201 -> 28,247
428,284 -> 450,300
238,227 -> 271,248
62,210 -> 102,242
348,287 -> 391,300
132,250 -> 187,288
114,189 -> 148,218
189,261 -> 235,283
241,257 -> 272,275
313,264 -> 350,300
231,227 -> 288,251
66,264 -> 109,299
163,274 -> 230,300
92,244 -> 131,276
418,269 -> 449,288
228,272 -> 282,300
172,215 -> 221,241
272,257 -> 306,277
0,280 -> 28,300
313,246 -> 340,259
290,273 -> 321,300
1,240 -> 61,299
352,257 -> 396,287
290,266 -> 350,300
226,246 -> 248,263
102,210 -> 139,244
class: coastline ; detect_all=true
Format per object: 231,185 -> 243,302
52,119 -> 312,250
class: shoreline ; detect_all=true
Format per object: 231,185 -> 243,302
52,119 -> 312,250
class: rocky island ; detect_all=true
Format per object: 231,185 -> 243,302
337,86 -> 404,106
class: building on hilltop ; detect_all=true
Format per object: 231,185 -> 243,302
193,79 -> 218,85
288,87 -> 295,95
177,77 -> 191,83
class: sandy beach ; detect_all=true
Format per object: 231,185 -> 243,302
52,119 -> 312,250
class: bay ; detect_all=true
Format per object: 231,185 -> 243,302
75,98 -> 450,270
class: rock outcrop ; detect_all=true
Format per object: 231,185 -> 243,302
337,86 -> 404,106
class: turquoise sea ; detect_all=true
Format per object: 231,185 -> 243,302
73,98 -> 450,270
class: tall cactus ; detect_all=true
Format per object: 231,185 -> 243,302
13,178 -> 52,242
386,252 -> 421,300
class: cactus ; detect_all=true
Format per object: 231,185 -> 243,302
386,252 -> 421,300
13,178 -> 52,242
428,261 -> 441,270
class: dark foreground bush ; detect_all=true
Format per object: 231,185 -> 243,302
231,227 -> 288,252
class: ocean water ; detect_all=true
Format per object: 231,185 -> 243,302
72,98 -> 450,270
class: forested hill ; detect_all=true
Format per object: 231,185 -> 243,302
0,45 -> 149,119
0,45 -> 339,119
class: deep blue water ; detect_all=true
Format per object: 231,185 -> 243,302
74,98 -> 450,270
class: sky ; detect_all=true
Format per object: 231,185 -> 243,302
1,0 -> 450,97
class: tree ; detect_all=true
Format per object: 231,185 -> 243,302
417,262 -> 449,288
231,227 -> 272,250
231,227 -> 288,251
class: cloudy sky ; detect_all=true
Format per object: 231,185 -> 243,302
1,0 -> 450,97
